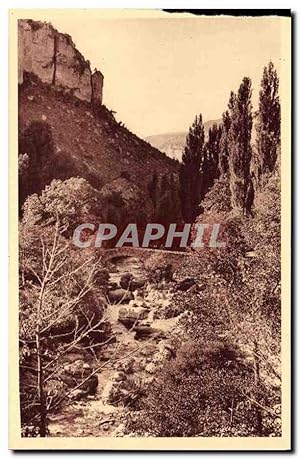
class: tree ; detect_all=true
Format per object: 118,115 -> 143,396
155,174 -> 181,224
148,172 -> 159,208
129,340 -> 270,437
179,114 -> 205,222
204,123 -> 222,191
255,62 -> 281,178
166,163 -> 282,436
22,177 -> 102,233
19,121 -> 54,208
228,78 -> 253,213
19,220 -> 109,436
219,110 -> 231,174
200,173 -> 232,214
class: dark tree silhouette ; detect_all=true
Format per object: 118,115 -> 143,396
227,78 -> 253,213
255,62 -> 281,178
179,114 -> 205,222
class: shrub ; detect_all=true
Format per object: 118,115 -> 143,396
128,340 -> 274,437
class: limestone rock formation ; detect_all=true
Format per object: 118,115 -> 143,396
18,20 -> 54,85
55,32 -> 92,102
18,19 -> 103,104
91,70 -> 104,105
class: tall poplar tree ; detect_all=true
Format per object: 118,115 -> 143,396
204,123 -> 221,190
228,78 -> 253,213
219,110 -> 231,175
179,114 -> 205,222
255,62 -> 280,177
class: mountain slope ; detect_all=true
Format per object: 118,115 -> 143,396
19,76 -> 178,194
18,19 -> 181,224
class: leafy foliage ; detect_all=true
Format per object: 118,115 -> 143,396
22,177 -> 101,232
129,340 -> 276,437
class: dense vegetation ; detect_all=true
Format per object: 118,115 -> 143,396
19,61 -> 282,437
128,62 -> 282,437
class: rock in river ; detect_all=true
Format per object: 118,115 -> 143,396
118,307 -> 148,327
108,288 -> 134,304
120,273 -> 147,291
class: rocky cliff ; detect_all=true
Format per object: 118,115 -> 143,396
18,20 -> 181,223
18,19 -> 103,104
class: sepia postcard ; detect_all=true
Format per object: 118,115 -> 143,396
9,9 -> 292,450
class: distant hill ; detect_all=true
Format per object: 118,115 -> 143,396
146,119 -> 222,161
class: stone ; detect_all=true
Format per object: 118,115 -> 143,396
118,307 -> 148,327
55,33 -> 92,102
117,358 -> 136,374
81,375 -> 98,395
112,423 -> 126,437
140,344 -> 158,357
120,273 -> 146,291
108,282 -> 119,290
91,70 -> 104,105
134,325 -> 165,340
63,359 -> 85,377
129,277 -> 147,291
102,380 -> 119,405
19,20 -> 55,85
176,277 -> 197,291
120,273 -> 133,290
18,20 -> 103,105
108,288 -> 134,304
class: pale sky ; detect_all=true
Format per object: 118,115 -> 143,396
23,11 -> 286,138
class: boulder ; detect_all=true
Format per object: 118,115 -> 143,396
118,307 -> 148,327
60,360 -> 98,396
113,371 -> 127,382
108,288 -> 134,304
129,277 -> 147,291
80,374 -> 98,395
134,325 -> 166,340
176,277 -> 197,291
101,371 -> 129,405
120,273 -> 147,291
63,359 -> 85,377
120,273 -> 133,290
108,282 -> 119,290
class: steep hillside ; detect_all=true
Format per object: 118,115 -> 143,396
18,20 -> 180,222
19,76 -> 178,192
146,119 -> 222,161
